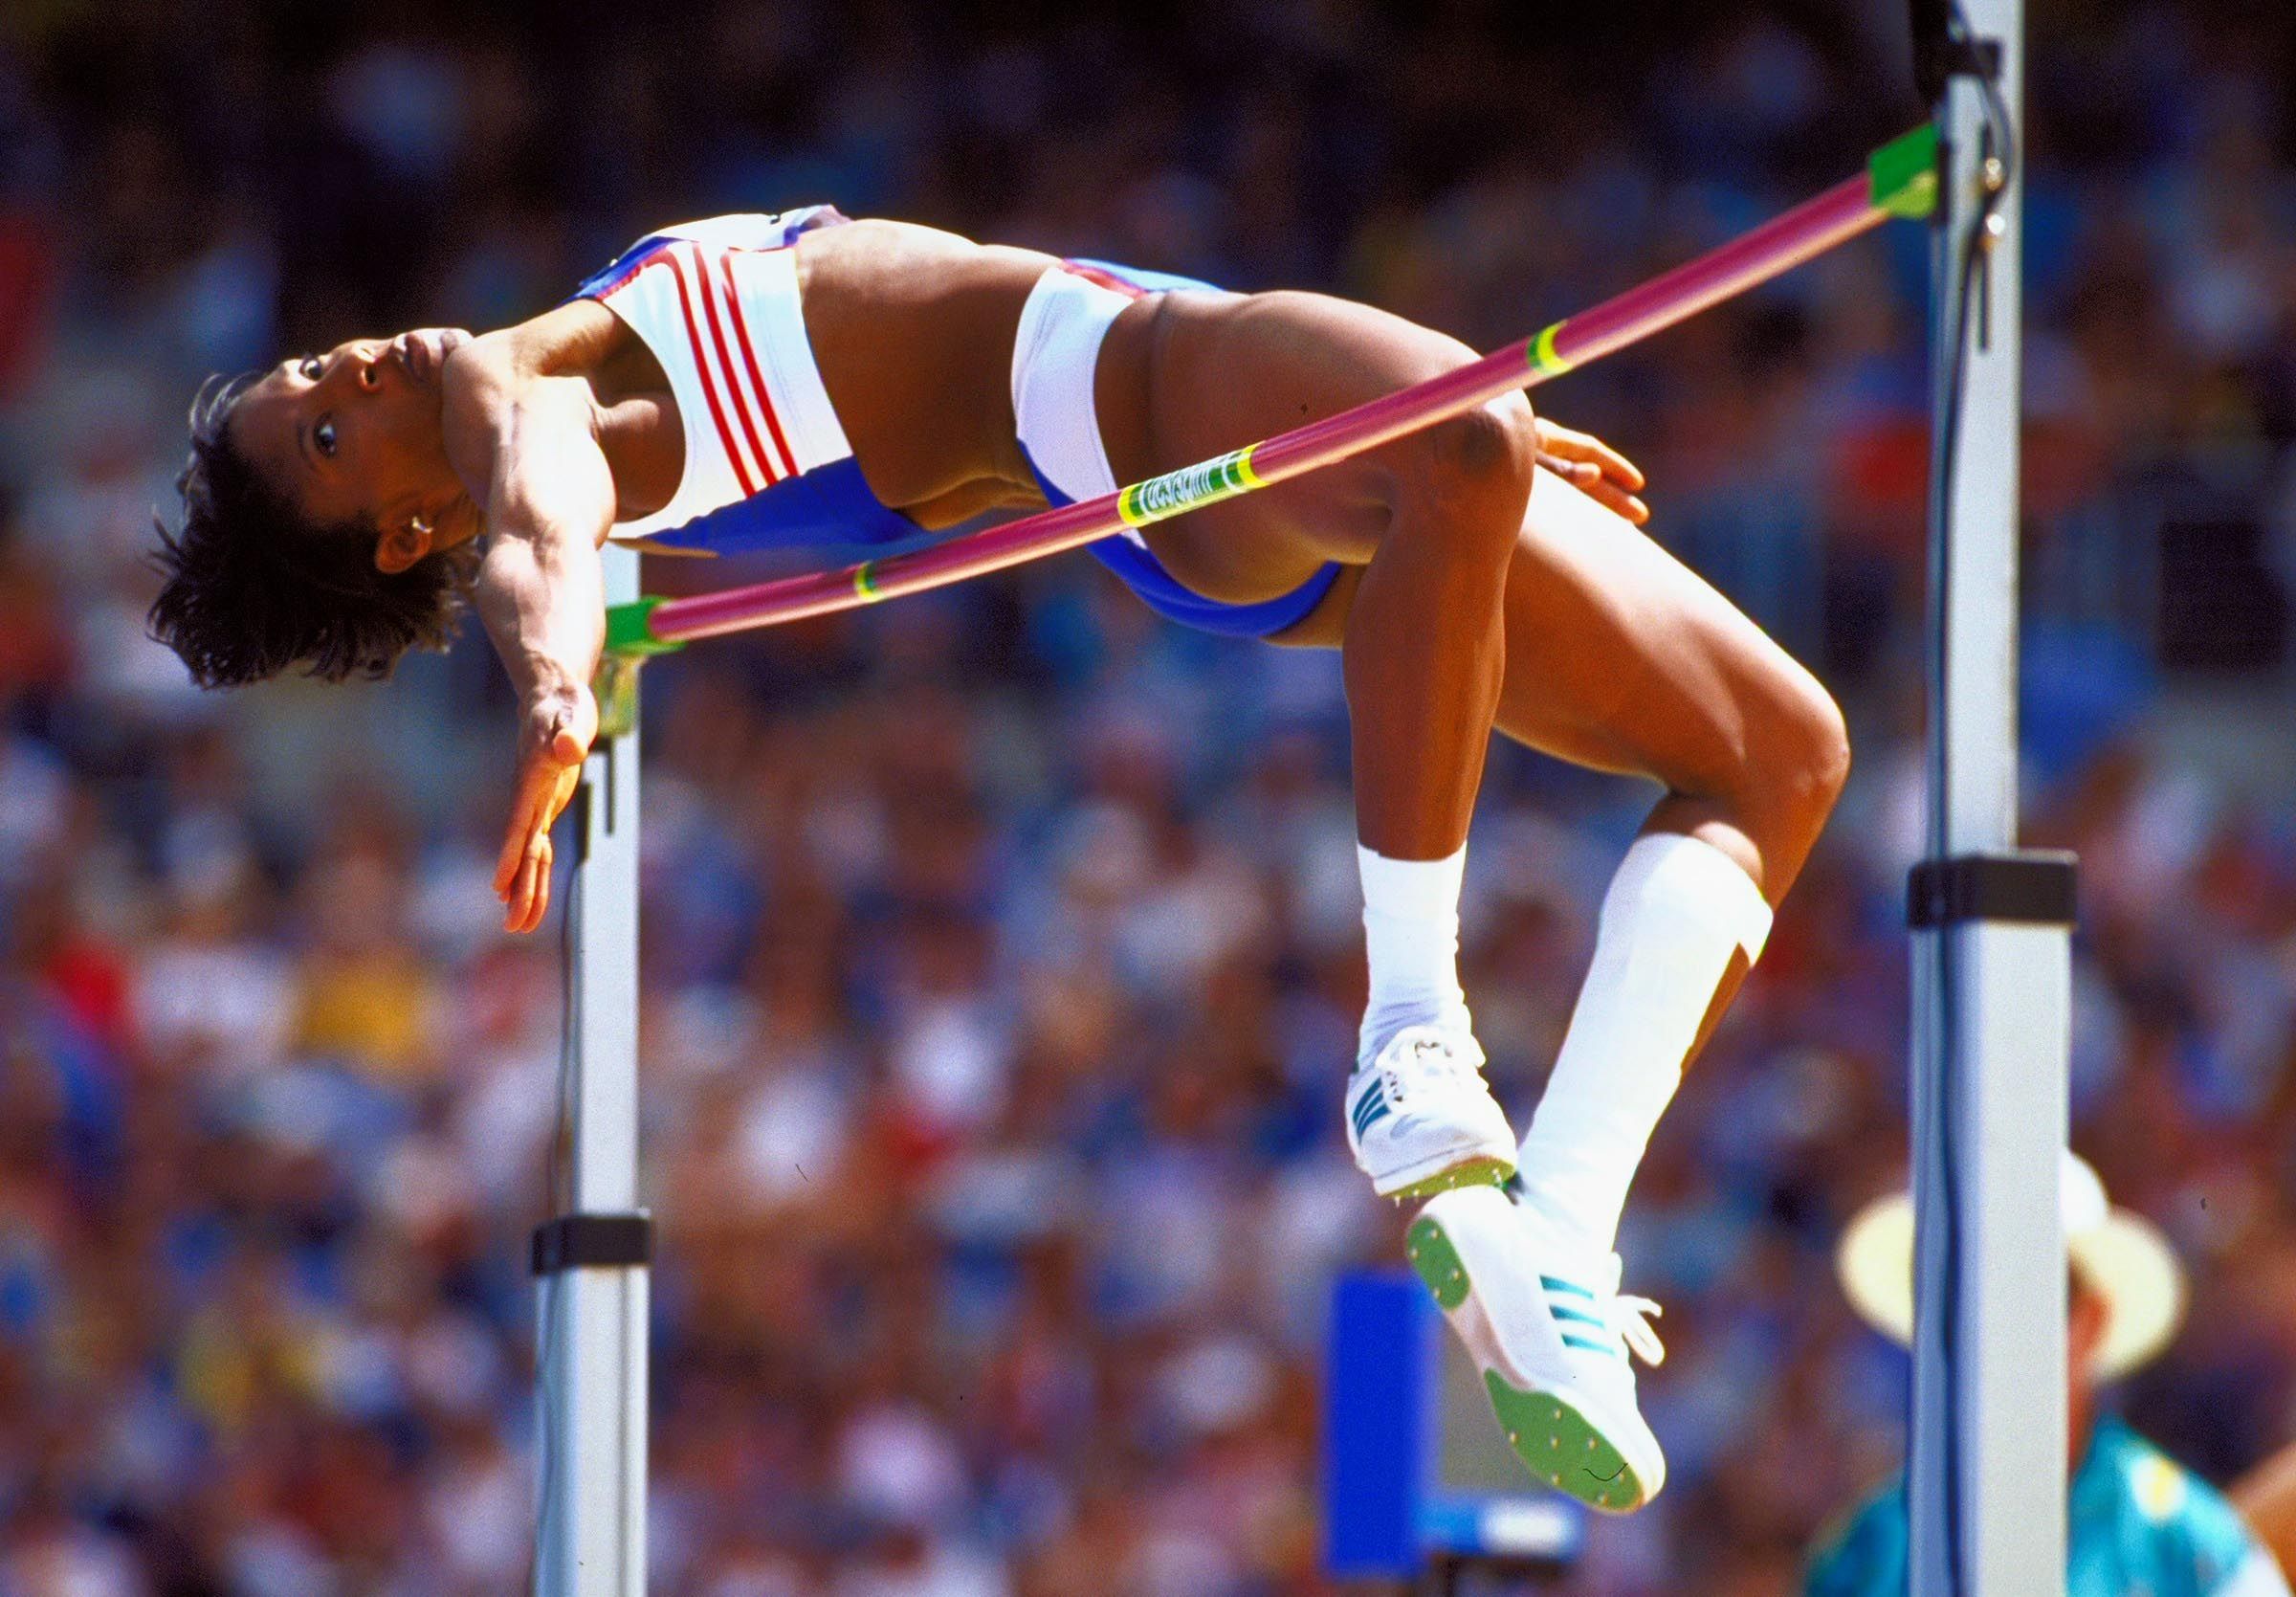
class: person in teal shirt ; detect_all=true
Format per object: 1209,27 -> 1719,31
1807,1153 -> 2290,1597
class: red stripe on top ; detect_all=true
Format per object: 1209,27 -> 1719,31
714,252 -> 798,480
664,248 -> 760,497
682,245 -> 777,486
1061,261 -> 1150,299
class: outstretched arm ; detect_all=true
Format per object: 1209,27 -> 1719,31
466,383 -> 617,934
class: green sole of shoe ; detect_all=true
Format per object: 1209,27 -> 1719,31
1484,1372 -> 1646,1513
1404,1211 -> 1473,1308
1404,1213 -> 1648,1515
1383,1156 -> 1514,1205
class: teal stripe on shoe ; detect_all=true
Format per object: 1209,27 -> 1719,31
1352,1088 -> 1389,1138
1559,1332 -> 1621,1357
1550,1303 -> 1605,1328
1540,1276 -> 1596,1300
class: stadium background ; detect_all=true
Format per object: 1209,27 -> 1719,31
3,0 -> 2295,1591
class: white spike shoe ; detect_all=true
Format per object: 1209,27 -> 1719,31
1345,1025 -> 1517,1201
1406,1184 -> 1667,1513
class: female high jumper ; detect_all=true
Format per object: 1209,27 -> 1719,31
149,207 -> 1848,1513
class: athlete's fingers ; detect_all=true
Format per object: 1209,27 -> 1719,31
535,763 -> 579,842
500,827 -> 533,924
1587,484 -> 1651,526
496,782 -> 546,897
505,861 -> 533,934
499,692 -> 592,902
1590,437 -> 1645,492
496,780 -> 553,898
517,854 -> 550,934
1541,458 -> 1651,525
495,745 -> 580,898
496,803 -> 533,898
505,833 -> 553,934
527,837 -> 555,933
1534,421 -> 1645,491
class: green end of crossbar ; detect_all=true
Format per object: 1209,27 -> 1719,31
595,597 -> 680,737
1869,124 -> 1941,220
605,596 -> 683,657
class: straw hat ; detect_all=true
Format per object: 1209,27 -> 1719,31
1836,1150 -> 2185,1382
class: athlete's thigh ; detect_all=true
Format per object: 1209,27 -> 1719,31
1490,470 -> 1830,788
1127,289 -> 1521,600
1271,468 -> 1826,786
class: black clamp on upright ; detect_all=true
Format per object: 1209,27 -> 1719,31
532,1212 -> 653,1276
1910,0 -> 2005,102
1908,851 -> 2078,930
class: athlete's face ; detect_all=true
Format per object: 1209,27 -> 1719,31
229,328 -> 475,571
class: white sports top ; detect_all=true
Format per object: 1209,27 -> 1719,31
568,209 -> 920,552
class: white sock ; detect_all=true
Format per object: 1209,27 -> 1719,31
1514,832 -> 1773,1256
1356,843 -> 1470,1069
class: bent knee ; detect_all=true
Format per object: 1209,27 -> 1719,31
1766,667 -> 1851,821
1806,681 -> 1853,804
1390,394 -> 1536,557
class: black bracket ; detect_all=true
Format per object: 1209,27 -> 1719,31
532,1211 -> 652,1275
1910,0 -> 2005,102
1916,34 -> 2002,100
1908,852 -> 2078,928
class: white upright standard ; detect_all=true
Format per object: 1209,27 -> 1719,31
1908,0 -> 2078,1592
533,541 -> 651,1596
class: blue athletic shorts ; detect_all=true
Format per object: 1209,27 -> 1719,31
1022,258 -> 1344,640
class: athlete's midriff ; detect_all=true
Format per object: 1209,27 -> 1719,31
792,221 -> 1073,529
791,220 -> 1312,600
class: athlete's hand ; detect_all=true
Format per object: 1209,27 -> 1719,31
495,681 -> 596,935
1535,419 -> 1649,525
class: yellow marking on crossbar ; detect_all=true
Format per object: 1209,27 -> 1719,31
853,562 -> 880,600
1530,322 -> 1574,376
1235,444 -> 1265,489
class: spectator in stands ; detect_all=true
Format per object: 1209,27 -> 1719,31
1807,1152 -> 2289,1597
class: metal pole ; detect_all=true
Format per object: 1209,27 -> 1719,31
534,541 -> 651,1596
1908,0 -> 2077,1591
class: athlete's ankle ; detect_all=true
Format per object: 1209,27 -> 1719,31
1507,1170 -> 1607,1264
1356,1003 -> 1474,1072
1357,841 -> 1469,1068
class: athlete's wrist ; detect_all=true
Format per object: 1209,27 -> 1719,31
510,657 -> 582,724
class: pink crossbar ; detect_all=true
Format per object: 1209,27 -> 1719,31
643,166 -> 1891,644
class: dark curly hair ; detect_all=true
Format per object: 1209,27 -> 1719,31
147,374 -> 479,688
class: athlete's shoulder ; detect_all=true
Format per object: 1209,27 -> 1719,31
444,303 -> 610,395
1803,1474 -> 1908,1597
2091,1421 -> 2287,1596
435,306 -> 612,490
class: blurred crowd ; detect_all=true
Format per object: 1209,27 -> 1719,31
2,0 -> 2295,1592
